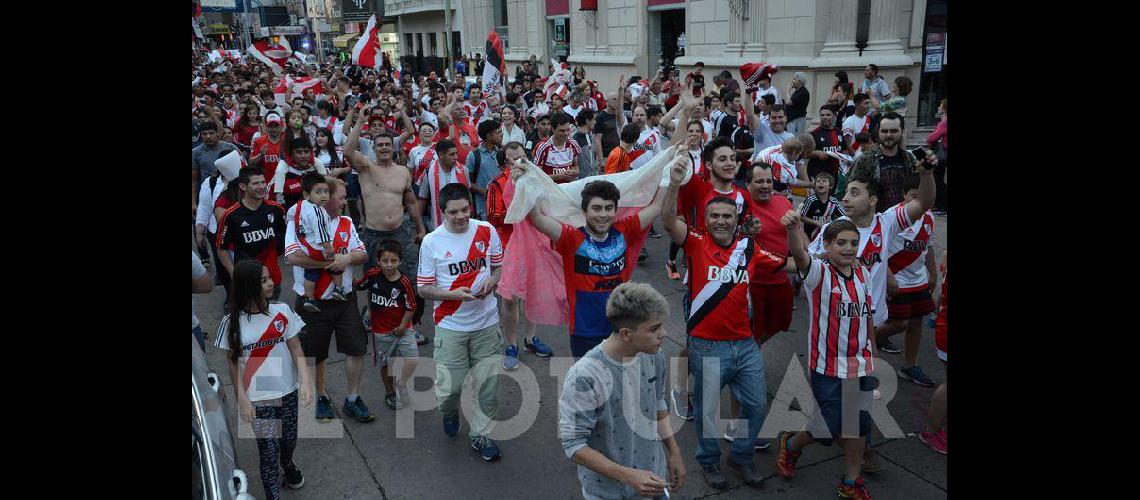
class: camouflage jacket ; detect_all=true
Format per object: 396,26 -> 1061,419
847,145 -> 916,182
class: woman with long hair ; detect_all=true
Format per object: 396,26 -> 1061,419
830,70 -> 856,121
572,66 -> 587,86
500,105 -> 527,145
215,260 -> 313,500
233,104 -> 261,152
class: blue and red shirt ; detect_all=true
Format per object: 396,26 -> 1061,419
553,215 -> 646,337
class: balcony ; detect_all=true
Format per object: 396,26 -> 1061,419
384,0 -> 446,16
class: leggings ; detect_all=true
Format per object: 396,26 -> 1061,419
253,390 -> 299,500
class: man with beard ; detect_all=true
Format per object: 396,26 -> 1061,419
805,104 -> 844,180
520,158 -> 672,358
847,112 -> 927,214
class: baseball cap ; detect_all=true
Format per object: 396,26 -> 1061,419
265,112 -> 283,125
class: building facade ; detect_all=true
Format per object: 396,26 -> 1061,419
385,0 -> 947,126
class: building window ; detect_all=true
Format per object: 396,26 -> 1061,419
855,0 -> 871,53
494,0 -> 509,50
453,31 -> 462,59
429,33 -> 438,56
405,33 -> 414,53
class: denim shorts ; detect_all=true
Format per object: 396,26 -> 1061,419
806,372 -> 874,447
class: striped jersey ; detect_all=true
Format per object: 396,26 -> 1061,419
284,215 -> 366,300
534,138 -> 581,182
886,205 -> 936,292
752,145 -> 800,191
809,204 -> 916,327
417,220 -> 504,331
800,258 -> 875,378
682,229 -> 787,341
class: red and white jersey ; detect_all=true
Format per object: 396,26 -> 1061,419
213,302 -> 304,402
637,126 -> 666,156
417,220 -> 504,331
683,230 -> 786,341
841,114 -> 871,149
809,204 -> 916,327
287,199 -> 333,262
753,145 -> 799,186
533,138 -> 581,182
801,258 -> 875,378
464,100 -> 488,125
886,205 -> 936,293
284,215 -> 366,300
407,143 -> 435,186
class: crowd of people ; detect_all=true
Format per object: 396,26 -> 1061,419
192,46 -> 948,500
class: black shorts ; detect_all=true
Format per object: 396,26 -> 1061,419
887,288 -> 936,320
295,292 -> 367,364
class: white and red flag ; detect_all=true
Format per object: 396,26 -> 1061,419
351,15 -> 383,69
248,38 -> 292,74
482,30 -> 507,101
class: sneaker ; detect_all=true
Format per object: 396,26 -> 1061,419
315,395 -> 334,423
919,429 -> 947,455
282,460 -> 305,489
670,386 -> 694,421
415,331 -> 430,346
503,345 -> 520,371
754,438 -> 771,450
342,396 -> 376,422
877,338 -> 902,354
525,336 -> 553,357
898,365 -> 936,387
442,414 -> 461,438
301,298 -> 321,313
726,459 -> 766,488
775,431 -> 801,478
384,393 -> 403,410
837,477 -> 872,499
470,435 -> 502,461
649,228 -> 662,239
329,287 -> 348,301
665,261 -> 681,280
701,464 -> 728,489
861,448 -> 885,474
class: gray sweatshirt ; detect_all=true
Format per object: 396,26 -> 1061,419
559,344 -> 669,500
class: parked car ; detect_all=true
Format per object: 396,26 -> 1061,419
193,336 -> 255,499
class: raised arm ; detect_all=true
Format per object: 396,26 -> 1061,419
636,152 -> 686,230
904,156 -> 937,223
616,75 -> 627,129
669,84 -> 700,148
661,154 -> 689,244
344,108 -> 374,171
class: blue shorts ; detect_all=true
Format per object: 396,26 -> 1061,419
806,372 -> 874,447
304,268 -> 322,283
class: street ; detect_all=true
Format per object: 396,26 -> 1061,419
193,213 -> 948,499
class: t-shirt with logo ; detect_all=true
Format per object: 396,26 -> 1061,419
841,115 -> 871,151
284,214 -> 366,299
534,138 -> 582,182
464,101 -> 488,125
678,176 -> 750,233
417,220 -> 504,331
886,205 -> 935,293
799,258 -> 875,378
808,204 -> 916,327
636,127 -> 665,157
214,302 -> 304,402
800,193 -> 846,238
217,200 -> 287,284
808,126 -> 843,179
553,216 -> 647,338
682,229 -> 786,341
355,268 -> 417,334
251,135 -> 283,181
753,145 -> 800,193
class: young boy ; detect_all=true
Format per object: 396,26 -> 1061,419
558,282 -> 684,499
354,239 -> 419,410
777,216 -> 877,499
291,172 -> 348,313
799,172 -> 846,241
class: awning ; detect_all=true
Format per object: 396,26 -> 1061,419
333,33 -> 360,48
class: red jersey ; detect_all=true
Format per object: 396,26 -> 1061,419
534,138 -> 581,183
682,229 -> 786,341
678,177 -> 750,232
443,123 -> 480,165
485,170 -> 514,248
746,195 -> 793,285
801,258 -> 875,378
251,135 -> 283,181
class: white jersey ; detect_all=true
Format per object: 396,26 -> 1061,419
842,114 -> 871,139
418,109 -> 440,129
289,199 -> 333,255
753,145 -> 800,187
195,177 -> 227,233
417,220 -> 504,331
637,126 -> 666,156
407,143 -> 435,185
886,206 -> 936,292
754,85 -> 781,105
809,204 -> 915,327
563,104 -> 584,119
214,302 -> 305,402
284,214 -> 366,299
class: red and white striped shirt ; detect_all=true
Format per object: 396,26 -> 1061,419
417,220 -> 504,331
887,205 -> 936,293
533,138 -> 581,182
753,145 -> 800,188
801,258 -> 875,378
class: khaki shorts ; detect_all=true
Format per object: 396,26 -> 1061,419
374,332 -> 419,366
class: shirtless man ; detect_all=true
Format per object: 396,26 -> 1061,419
345,108 -> 428,279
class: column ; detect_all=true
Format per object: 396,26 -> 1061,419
865,0 -> 905,52
819,0 -> 859,56
743,0 -> 768,56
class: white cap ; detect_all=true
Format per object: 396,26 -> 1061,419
214,150 -> 244,183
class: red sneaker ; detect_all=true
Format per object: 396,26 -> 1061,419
776,431 -> 801,478
837,476 -> 873,499
918,429 -> 947,455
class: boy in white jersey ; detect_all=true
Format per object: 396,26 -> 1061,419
416,183 -> 505,462
777,216 -> 877,499
293,172 -> 348,313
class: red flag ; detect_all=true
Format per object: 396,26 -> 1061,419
482,30 -> 507,101
248,38 -> 292,75
351,15 -> 382,69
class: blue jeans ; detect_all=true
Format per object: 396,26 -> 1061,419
688,336 -> 767,467
192,325 -> 205,351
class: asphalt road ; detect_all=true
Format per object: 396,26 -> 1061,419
193,212 -> 948,499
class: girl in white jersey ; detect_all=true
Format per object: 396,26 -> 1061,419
216,260 -> 313,500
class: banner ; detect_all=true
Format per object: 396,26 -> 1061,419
351,15 -> 383,69
248,37 -> 292,74
482,30 -> 507,101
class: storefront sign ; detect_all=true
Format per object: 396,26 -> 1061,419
924,32 -> 944,73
